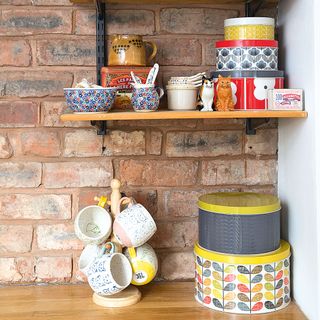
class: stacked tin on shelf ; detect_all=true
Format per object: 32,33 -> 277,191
194,192 -> 291,314
212,17 -> 284,110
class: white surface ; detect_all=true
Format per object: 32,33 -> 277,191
278,0 -> 320,319
224,17 -> 274,27
167,88 -> 198,110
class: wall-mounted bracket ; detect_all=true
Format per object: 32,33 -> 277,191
245,0 -> 266,17
245,118 -> 270,135
91,120 -> 107,135
95,0 -> 106,85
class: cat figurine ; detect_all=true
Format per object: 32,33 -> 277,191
197,76 -> 214,112
215,75 -> 234,111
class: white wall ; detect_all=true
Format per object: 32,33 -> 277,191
278,0 -> 320,319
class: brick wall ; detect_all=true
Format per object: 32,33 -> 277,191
0,1 -> 277,283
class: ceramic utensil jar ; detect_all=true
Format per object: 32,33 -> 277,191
109,35 -> 157,66
131,85 -> 164,112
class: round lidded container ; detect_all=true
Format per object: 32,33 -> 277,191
224,17 -> 275,40
194,240 -> 291,314
198,192 -> 281,255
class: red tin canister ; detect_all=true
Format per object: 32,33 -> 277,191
211,70 -> 284,110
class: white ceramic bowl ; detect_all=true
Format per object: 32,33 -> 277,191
74,205 -> 112,245
166,86 -> 199,110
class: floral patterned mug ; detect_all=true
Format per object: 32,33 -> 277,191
131,84 -> 164,112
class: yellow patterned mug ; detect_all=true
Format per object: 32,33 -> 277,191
124,243 -> 158,286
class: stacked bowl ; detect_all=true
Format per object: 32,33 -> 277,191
194,192 -> 291,315
213,17 -> 284,110
166,73 -> 204,110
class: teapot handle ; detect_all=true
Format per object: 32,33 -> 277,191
145,41 -> 157,64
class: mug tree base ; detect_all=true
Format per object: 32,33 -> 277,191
92,286 -> 141,308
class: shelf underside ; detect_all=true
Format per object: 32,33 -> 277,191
70,0 -> 277,4
60,110 -> 307,122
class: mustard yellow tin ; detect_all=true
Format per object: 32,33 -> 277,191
224,17 -> 275,40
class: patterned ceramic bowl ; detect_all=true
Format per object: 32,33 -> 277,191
64,87 -> 118,112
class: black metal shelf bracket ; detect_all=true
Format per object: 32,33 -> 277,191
91,120 -> 107,135
245,0 -> 266,17
245,118 -> 270,135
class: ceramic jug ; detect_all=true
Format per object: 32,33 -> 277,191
109,35 -> 157,66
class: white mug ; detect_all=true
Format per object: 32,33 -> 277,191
74,205 -> 112,245
78,244 -> 104,277
87,253 -> 133,296
113,200 -> 157,247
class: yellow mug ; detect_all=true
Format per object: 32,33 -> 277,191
125,243 -> 158,286
109,34 -> 157,66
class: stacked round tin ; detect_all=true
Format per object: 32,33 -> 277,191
194,192 -> 291,314
212,17 -> 284,110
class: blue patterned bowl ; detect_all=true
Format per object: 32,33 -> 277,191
64,88 -> 118,112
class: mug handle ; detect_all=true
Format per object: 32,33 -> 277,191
128,247 -> 137,259
145,41 -> 157,64
156,87 -> 164,99
116,197 -> 135,216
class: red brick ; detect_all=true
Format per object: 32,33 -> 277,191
155,38 -> 202,66
0,101 -> 38,127
164,190 -> 200,217
245,129 -> 278,155
202,118 -> 245,129
0,194 -> 71,220
36,39 -> 96,66
149,130 -> 162,155
0,257 -> 34,283
41,101 -> 88,128
73,256 -> 86,282
0,40 -> 31,66
0,133 -> 13,158
36,224 -> 83,250
63,130 -> 103,157
0,162 -> 41,188
32,0 -> 72,5
246,159 -> 277,185
0,71 -> 73,97
160,8 -> 238,34
17,131 -> 61,157
35,256 -> 72,283
203,38 -> 221,66
103,130 -> 145,156
166,131 -> 242,157
1,0 -> 31,4
74,10 -> 155,35
0,9 -> 72,35
119,160 -> 198,187
149,220 -> 197,249
241,185 -> 277,195
43,161 -> 113,188
0,225 -> 33,253
161,251 -> 194,280
202,159 -> 246,185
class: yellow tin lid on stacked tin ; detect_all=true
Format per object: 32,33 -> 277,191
224,17 -> 275,40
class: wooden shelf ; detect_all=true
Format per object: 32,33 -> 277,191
60,110 -> 307,122
0,282 -> 306,320
70,0 -> 277,4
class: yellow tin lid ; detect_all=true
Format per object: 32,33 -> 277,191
198,192 -> 280,215
194,240 -> 290,265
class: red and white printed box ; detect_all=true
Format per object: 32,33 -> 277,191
268,89 -> 304,110
211,70 -> 284,110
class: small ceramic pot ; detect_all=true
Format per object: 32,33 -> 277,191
124,243 -> 158,286
74,205 -> 112,245
166,85 -> 198,110
113,203 -> 157,248
78,244 -> 104,276
131,85 -> 164,112
87,253 -> 133,296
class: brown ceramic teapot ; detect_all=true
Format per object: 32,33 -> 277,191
109,35 -> 157,66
